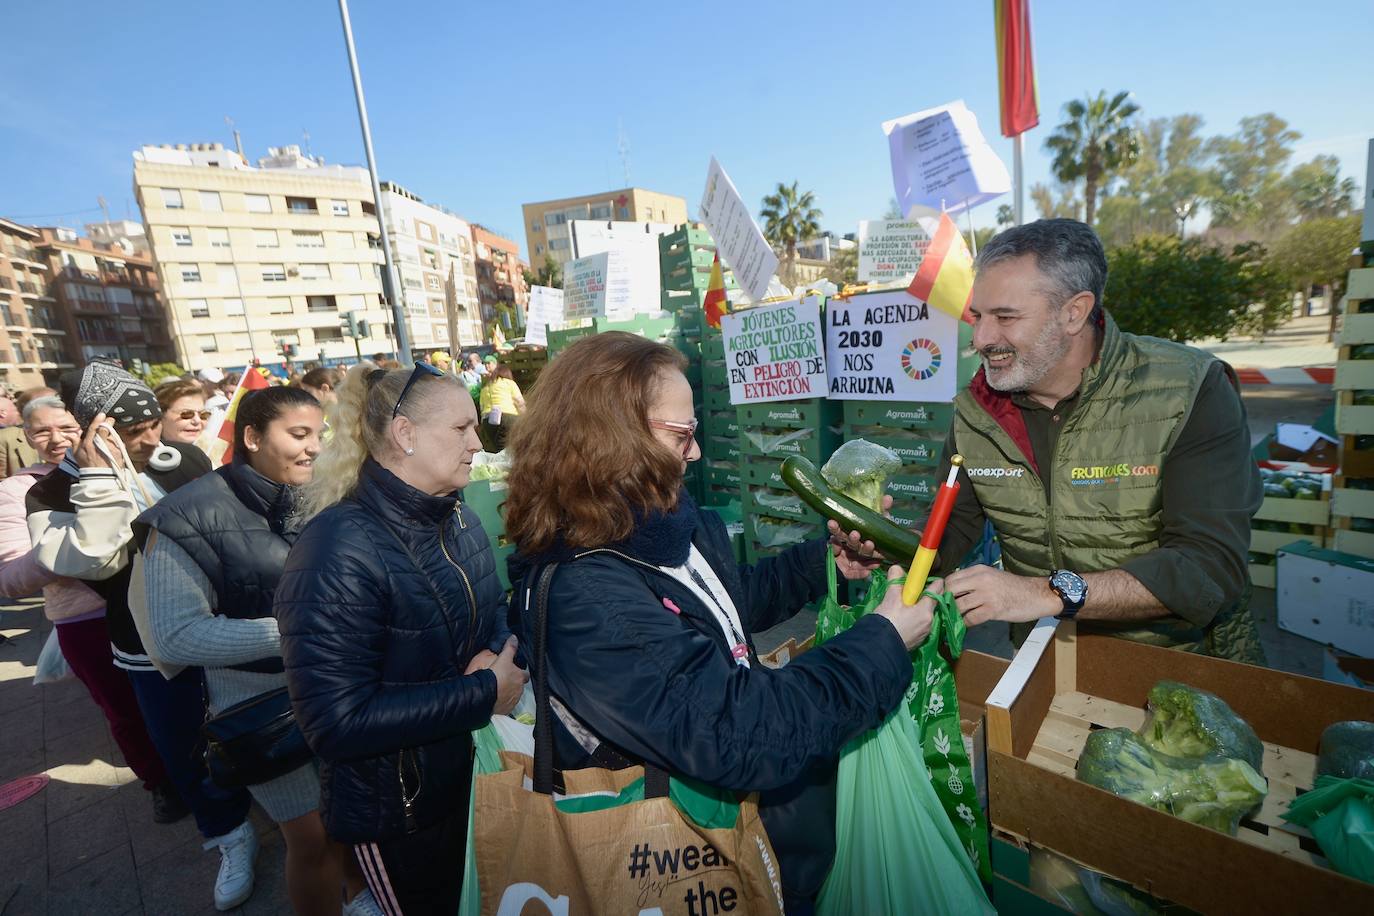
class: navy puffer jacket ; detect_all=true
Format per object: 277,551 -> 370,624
276,459 -> 507,843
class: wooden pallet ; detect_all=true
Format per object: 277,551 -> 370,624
1331,474 -> 1374,559
1023,691 -> 1327,868
1248,491 -> 1331,587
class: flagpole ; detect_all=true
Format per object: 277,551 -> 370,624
964,199 -> 978,258
1013,133 -> 1025,225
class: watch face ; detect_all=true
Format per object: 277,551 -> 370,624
1051,570 -> 1087,604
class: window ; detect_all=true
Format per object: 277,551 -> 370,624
180,265 -> 202,282
286,196 -> 317,214
334,263 -> 361,281
267,298 -> 293,315
307,295 -> 337,312
293,230 -> 324,248
200,191 -> 222,212
617,207 -> 629,219
313,326 -> 343,342
531,220 -> 542,231
208,227 -> 230,248
549,238 -> 569,250
224,298 -> 244,316
171,228 -> 193,247
546,213 -> 566,226
421,249 -> 439,270
0,303 -> 13,325
331,200 -> 350,217
298,264 -> 329,281
198,335 -> 218,353
161,188 -> 183,209
261,264 -> 286,282
361,201 -> 376,216
535,244 -> 543,255
417,223 -> 433,241
254,229 -> 279,248
218,265 -> 237,285
590,205 -> 611,220
424,274 -> 442,292
12,343 -> 27,363
434,324 -> 448,342
187,299 -> 210,318
245,194 -> 271,214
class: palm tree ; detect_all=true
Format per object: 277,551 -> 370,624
760,182 -> 822,284
1044,90 -> 1141,226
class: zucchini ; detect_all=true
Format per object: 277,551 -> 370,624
780,456 -> 922,561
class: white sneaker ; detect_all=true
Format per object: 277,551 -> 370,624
343,887 -> 385,916
203,820 -> 258,911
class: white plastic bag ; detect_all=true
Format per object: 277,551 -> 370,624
34,629 -> 72,684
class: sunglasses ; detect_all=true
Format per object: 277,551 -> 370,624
174,409 -> 213,422
648,417 -> 698,457
392,361 -> 444,419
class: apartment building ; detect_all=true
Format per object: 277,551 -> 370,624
0,218 -> 73,389
133,143 -> 391,372
471,225 -> 528,338
36,227 -> 175,368
378,183 -> 482,351
522,188 -> 688,268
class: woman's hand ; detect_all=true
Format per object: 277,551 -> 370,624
827,494 -> 894,580
489,636 -> 528,717
73,413 -> 123,471
464,649 -> 497,675
874,567 -> 939,651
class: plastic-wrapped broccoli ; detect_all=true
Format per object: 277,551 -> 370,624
821,439 -> 904,513
1139,681 -> 1264,774
1078,728 -> 1268,835
1318,721 -> 1374,780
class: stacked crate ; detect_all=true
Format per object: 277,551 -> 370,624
737,399 -> 842,563
1249,466 -> 1332,589
545,313 -> 679,359
1333,262 -> 1374,559
659,223 -> 738,313
461,479 -> 515,592
501,345 -> 547,393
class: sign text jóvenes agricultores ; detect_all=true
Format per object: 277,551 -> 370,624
722,297 -> 827,405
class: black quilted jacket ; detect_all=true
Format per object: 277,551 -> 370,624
275,458 -> 507,843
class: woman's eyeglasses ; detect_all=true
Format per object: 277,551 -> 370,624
648,417 -> 698,457
175,409 -> 212,422
393,361 -> 445,419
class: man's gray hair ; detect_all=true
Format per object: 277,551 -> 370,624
975,218 -> 1107,315
22,395 -> 68,423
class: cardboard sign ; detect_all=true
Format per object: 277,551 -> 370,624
825,290 -> 959,402
569,221 -> 671,319
699,157 -> 780,302
562,252 -> 637,322
722,297 -> 826,405
858,220 -> 933,284
524,285 -> 563,346
882,100 -> 1011,218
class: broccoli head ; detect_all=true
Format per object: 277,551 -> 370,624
1317,721 -> 1374,780
1140,681 -> 1264,773
1078,728 -> 1268,834
821,439 -> 904,512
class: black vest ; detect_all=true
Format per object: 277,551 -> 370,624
134,459 -> 303,674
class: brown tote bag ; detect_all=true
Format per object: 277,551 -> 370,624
471,563 -> 787,916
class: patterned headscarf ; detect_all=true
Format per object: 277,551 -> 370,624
59,360 -> 162,429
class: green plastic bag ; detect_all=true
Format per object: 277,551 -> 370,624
814,556 -> 994,914
1283,775 -> 1374,883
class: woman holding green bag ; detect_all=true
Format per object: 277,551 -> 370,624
504,332 -> 939,913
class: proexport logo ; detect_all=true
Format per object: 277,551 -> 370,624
966,466 -> 1026,479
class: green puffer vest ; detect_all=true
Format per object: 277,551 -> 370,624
952,315 -> 1261,662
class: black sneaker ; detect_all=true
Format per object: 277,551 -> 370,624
151,783 -> 189,824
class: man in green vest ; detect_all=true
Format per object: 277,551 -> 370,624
932,219 -> 1264,663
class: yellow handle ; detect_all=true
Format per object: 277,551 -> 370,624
901,546 -> 938,605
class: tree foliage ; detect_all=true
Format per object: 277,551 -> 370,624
523,253 -> 562,290
1286,156 -> 1359,220
135,362 -> 187,387
1044,90 -> 1141,226
761,181 -> 822,286
1270,215 -> 1361,301
1105,236 -> 1290,342
1030,182 -> 1081,220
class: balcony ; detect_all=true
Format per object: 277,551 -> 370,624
17,281 -> 48,297
5,245 -> 44,267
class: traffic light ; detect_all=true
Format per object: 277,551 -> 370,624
356,319 -> 371,339
341,311 -> 360,338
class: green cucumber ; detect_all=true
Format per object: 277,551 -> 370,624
780,456 -> 923,561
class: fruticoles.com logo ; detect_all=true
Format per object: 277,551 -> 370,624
900,338 -> 942,381
1070,463 -> 1159,485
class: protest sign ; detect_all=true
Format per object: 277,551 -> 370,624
858,220 -> 933,285
569,220 -> 671,314
722,297 -> 826,405
699,157 -> 780,301
825,290 -> 959,402
524,285 -> 563,346
882,100 -> 1011,218
562,252 -> 638,321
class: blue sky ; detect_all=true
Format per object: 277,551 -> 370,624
2,0 -> 1370,259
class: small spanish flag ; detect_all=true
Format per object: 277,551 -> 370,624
703,251 -> 728,329
217,367 -> 271,465
907,212 -> 975,324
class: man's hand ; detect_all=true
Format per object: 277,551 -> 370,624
827,494 -> 894,581
464,649 -> 498,675
74,413 -> 123,471
946,564 -> 1059,626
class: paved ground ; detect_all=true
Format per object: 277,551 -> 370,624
1194,312 -> 1339,370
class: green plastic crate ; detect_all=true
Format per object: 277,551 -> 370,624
659,224 -> 715,256
886,472 -> 941,503
743,484 -> 823,525
701,460 -> 741,491
702,407 -> 739,438
700,336 -> 726,361
740,424 -> 840,463
841,400 -> 956,432
461,479 -> 506,536
845,428 -> 944,471
737,398 -> 840,431
702,384 -> 733,412
701,435 -> 741,463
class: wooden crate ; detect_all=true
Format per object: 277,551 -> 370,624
1331,476 -> 1374,558
1249,489 -> 1331,588
983,620 -> 1374,914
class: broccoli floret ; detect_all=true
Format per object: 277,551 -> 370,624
821,440 -> 904,512
1078,728 -> 1267,835
1317,721 -> 1374,780
1140,681 -> 1264,773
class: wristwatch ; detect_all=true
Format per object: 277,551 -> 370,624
1049,569 -> 1088,620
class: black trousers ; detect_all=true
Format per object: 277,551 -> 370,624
354,803 -> 469,916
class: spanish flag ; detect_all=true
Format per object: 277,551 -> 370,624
216,367 -> 271,465
907,212 -> 975,323
995,0 -> 1040,138
703,251 -> 728,329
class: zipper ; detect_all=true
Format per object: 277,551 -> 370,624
397,749 -> 421,833
439,507 -> 478,658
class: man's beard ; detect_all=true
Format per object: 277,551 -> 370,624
980,318 -> 1073,393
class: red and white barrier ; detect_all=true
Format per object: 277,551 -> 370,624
1234,367 -> 1334,385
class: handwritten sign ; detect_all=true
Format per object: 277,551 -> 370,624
882,100 -> 1010,218
699,157 -> 780,301
858,220 -> 932,284
569,220 -> 671,317
562,253 -> 607,321
825,290 -> 959,402
524,285 -> 563,346
722,297 -> 826,405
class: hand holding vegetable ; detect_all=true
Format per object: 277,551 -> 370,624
874,566 -> 940,650
828,493 -> 893,579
